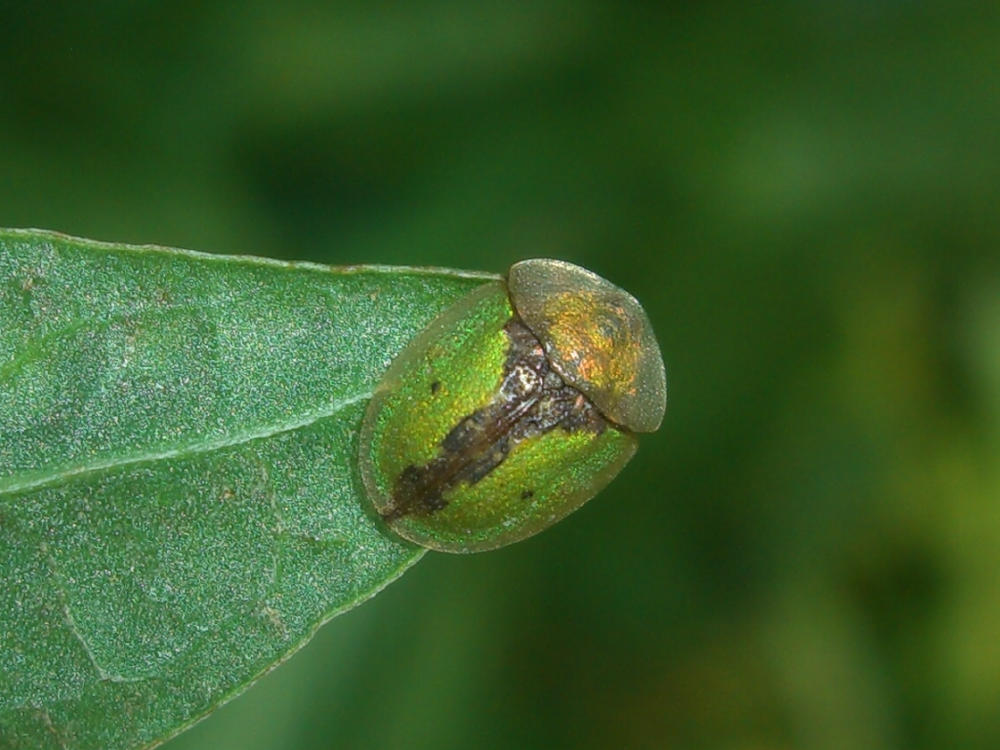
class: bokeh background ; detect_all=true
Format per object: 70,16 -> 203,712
3,2 -> 1000,748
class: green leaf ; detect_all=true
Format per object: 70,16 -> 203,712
0,228 -> 497,750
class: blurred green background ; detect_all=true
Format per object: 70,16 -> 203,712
3,1 -> 1000,748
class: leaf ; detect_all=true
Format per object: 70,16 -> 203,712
0,228 -> 497,750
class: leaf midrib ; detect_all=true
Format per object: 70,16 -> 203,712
0,392 -> 371,499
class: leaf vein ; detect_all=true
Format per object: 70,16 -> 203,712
44,550 -> 145,685
37,706 -> 70,750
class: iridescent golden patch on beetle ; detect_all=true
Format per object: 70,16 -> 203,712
535,288 -> 644,409
507,259 -> 667,433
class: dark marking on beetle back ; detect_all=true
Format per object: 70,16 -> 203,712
381,318 -> 607,521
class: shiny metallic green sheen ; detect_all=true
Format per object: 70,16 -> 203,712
359,263 -> 659,553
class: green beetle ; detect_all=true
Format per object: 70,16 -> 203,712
359,259 -> 666,553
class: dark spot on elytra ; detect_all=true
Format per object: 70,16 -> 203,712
381,317 -> 607,522
430,381 -> 440,394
